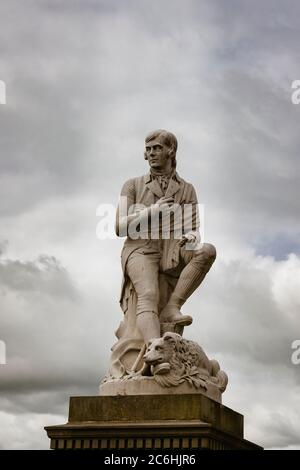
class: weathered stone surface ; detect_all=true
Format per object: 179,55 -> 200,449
45,394 -> 263,450
100,331 -> 228,400
105,130 -> 222,384
100,377 -> 222,402
67,394 -> 242,437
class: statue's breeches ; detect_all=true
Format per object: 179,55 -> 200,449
125,241 -> 216,317
126,249 -> 161,316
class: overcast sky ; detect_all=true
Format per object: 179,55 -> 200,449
0,0 -> 300,450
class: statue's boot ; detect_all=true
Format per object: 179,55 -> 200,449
160,261 -> 209,327
136,311 -> 160,344
160,305 -> 193,327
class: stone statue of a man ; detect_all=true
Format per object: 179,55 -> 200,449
116,129 -> 216,347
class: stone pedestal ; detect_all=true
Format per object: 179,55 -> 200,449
45,394 -> 262,450
100,377 -> 222,402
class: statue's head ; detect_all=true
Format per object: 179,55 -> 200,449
144,129 -> 178,170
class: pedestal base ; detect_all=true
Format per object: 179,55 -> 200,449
45,394 -> 262,450
100,376 -> 222,403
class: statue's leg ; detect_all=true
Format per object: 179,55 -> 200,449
160,243 -> 216,325
126,251 -> 161,344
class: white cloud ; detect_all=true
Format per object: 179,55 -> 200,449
272,254 -> 300,319
0,249 -> 115,392
0,411 -> 65,450
0,0 -> 299,449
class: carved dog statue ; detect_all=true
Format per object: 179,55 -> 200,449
143,332 -> 228,392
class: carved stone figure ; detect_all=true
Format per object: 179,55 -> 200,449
46,130 -> 262,451
143,332 -> 228,392
100,130 -> 227,399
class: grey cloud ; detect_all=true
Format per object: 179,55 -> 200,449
256,233 -> 300,260
0,240 -> 8,256
0,0 -> 299,249
0,251 -> 77,299
188,255 -> 300,375
0,0 -> 300,450
265,410 -> 300,448
0,384 -> 97,416
0,410 -> 66,450
0,249 -> 113,396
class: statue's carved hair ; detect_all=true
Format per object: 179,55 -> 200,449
145,129 -> 178,168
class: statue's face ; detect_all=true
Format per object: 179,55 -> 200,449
145,137 -> 171,170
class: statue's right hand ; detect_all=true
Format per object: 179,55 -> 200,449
154,196 -> 174,208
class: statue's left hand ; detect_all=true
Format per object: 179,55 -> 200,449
178,232 -> 198,246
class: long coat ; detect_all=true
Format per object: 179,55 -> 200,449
116,171 -> 199,314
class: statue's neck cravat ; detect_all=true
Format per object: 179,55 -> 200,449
150,169 -> 175,194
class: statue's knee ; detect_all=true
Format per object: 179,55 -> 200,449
139,287 -> 158,305
203,243 -> 217,263
136,287 -> 159,316
191,243 -> 216,269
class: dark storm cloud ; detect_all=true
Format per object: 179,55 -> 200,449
0,0 -> 299,232
0,247 -> 112,389
0,250 -> 77,298
0,0 -> 300,449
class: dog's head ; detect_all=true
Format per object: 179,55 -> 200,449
143,332 -> 181,366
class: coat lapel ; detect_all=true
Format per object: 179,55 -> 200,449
143,171 -> 181,199
144,174 -> 164,198
165,177 -> 180,198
